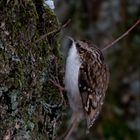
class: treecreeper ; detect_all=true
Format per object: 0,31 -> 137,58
63,37 -> 110,140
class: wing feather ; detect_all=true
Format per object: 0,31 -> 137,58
78,49 -> 109,129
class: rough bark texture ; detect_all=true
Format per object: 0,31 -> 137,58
0,0 -> 63,139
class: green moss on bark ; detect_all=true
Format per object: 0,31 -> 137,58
0,0 -> 63,139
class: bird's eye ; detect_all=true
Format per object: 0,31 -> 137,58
76,43 -> 85,51
76,43 -> 80,48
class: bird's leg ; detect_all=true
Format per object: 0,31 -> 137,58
63,112 -> 79,140
49,74 -> 66,105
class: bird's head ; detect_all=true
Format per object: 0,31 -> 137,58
61,37 -> 103,63
63,37 -> 86,54
61,37 -> 76,60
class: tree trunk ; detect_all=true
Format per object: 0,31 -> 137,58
0,0 -> 63,139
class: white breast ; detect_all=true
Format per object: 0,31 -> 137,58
65,43 -> 82,111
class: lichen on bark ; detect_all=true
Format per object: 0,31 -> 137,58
0,0 -> 63,139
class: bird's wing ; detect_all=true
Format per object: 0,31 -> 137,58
78,51 -> 109,129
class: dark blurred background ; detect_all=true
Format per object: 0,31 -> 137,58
54,0 -> 140,139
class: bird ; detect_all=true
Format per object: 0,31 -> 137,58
63,37 -> 110,139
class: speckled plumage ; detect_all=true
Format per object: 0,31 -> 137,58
64,38 -> 109,132
76,40 -> 109,129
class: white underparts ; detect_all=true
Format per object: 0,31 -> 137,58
65,43 -> 82,112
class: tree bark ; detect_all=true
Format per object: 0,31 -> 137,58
0,0 -> 63,139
